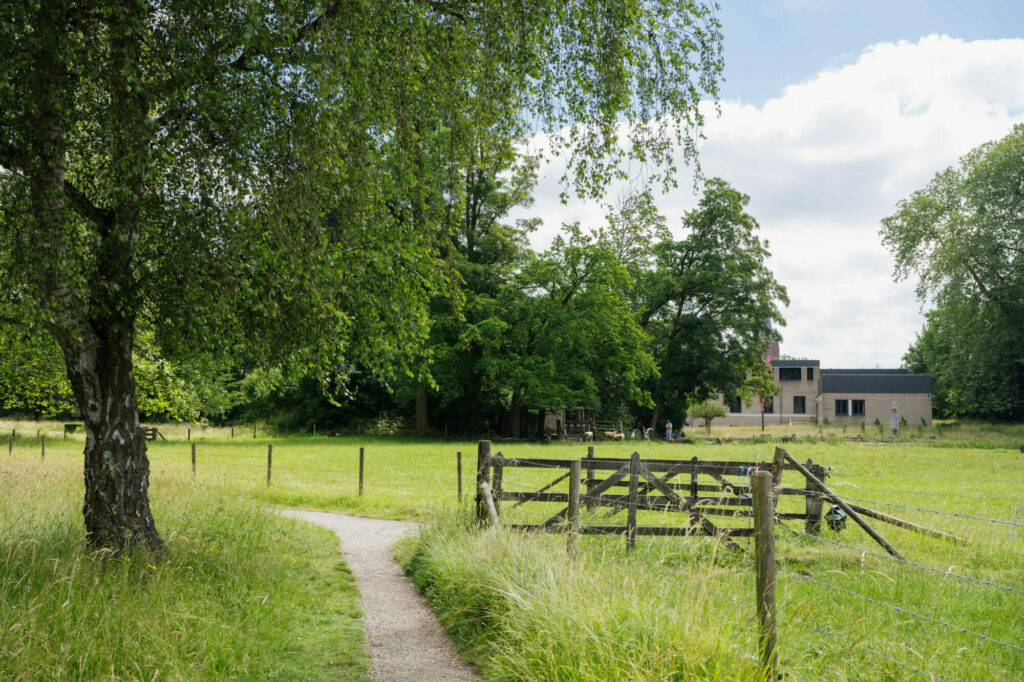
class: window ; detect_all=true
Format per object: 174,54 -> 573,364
793,396 -> 806,414
731,396 -> 743,413
806,367 -> 814,381
835,399 -> 865,416
763,398 -> 774,414
779,367 -> 801,381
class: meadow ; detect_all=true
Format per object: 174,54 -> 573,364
1,419 -> 1022,680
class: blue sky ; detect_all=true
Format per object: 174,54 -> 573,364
521,1 -> 1024,368
719,0 -> 1024,105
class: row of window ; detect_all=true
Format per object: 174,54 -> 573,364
835,399 -> 865,416
778,367 -> 814,381
731,396 -> 807,414
729,396 -> 866,416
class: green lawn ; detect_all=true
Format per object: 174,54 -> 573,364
2,421 -> 1022,680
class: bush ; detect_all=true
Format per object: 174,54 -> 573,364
687,399 -> 728,435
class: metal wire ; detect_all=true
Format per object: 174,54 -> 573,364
794,620 -> 947,681
775,520 -> 1024,596
837,495 -> 1024,527
779,567 -> 1024,653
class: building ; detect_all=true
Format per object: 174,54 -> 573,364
721,360 -> 932,427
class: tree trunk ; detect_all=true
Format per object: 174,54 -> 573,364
415,388 -> 429,436
55,322 -> 164,552
650,394 -> 664,438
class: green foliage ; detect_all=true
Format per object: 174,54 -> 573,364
687,398 -> 728,434
883,124 -> 1024,419
470,223 -> 657,418
638,179 -> 787,422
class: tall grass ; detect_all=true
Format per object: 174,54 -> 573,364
396,513 -> 761,681
0,450 -> 368,680
4,420 -> 1023,680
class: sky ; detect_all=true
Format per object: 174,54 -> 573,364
515,0 -> 1024,368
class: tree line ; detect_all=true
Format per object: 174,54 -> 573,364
1,175 -> 788,439
882,124 -> 1024,421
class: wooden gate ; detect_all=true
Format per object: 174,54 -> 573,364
477,446 -> 830,550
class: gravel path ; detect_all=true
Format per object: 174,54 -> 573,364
279,510 -> 477,682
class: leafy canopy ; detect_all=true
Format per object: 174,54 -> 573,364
881,124 -> 1024,418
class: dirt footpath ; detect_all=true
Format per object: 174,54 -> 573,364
279,510 -> 477,682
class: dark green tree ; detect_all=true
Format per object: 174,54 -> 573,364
0,0 -> 723,550
882,124 -> 1024,419
469,224 -> 657,435
637,179 -> 788,431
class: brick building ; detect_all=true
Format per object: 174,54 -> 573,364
721,360 -> 932,427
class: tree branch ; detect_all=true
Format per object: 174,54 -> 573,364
64,180 -> 114,226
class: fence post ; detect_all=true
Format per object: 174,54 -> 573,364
41,434 -> 45,460
313,424 -> 317,437
753,470 -> 778,680
191,443 -> 197,476
8,430 -> 13,455
804,458 -> 823,534
626,452 -> 640,552
253,424 -> 257,439
585,445 -> 595,511
492,454 -> 503,517
475,440 -> 491,524
231,426 -> 234,439
567,459 -> 581,559
358,446 -> 365,496
187,427 -> 191,442
456,451 -> 463,503
266,443 -> 273,486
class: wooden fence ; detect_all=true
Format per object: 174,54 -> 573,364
473,441 -> 830,551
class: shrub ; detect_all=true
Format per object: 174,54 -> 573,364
687,399 -> 728,435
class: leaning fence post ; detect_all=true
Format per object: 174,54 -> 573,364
266,443 -> 273,486
456,451 -> 463,503
41,434 -> 45,460
804,458 -> 823,534
492,454 -> 504,517
753,469 -> 778,680
585,445 -> 596,511
475,440 -> 492,524
191,443 -> 197,476
626,452 -> 640,552
568,459 -> 581,559
358,446 -> 365,496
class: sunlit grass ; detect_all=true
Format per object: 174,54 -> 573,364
0,440 -> 368,681
4,419 -> 1023,680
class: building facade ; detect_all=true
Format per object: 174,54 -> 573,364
720,360 -> 932,427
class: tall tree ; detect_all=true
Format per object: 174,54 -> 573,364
637,179 -> 787,430
470,224 -> 657,435
0,0 -> 724,550
882,124 -> 1024,419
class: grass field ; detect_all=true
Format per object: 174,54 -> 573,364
2,419 -> 1022,680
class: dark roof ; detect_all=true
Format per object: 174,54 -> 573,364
821,373 -> 931,394
821,368 -> 908,375
771,359 -> 820,367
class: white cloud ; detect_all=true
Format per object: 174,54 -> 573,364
517,35 -> 1024,367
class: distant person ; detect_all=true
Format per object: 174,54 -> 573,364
638,423 -> 646,441
665,419 -> 673,440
